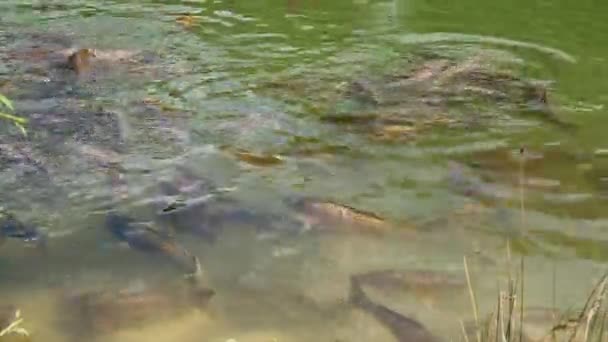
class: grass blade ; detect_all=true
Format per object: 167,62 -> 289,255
597,309 -> 607,342
464,255 -> 481,342
0,112 -> 28,125
15,123 -> 27,137
0,93 -> 14,111
0,318 -> 23,337
460,320 -> 471,342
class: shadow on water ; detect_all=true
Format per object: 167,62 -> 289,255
1,0 -> 608,341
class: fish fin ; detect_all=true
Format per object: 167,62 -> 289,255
138,223 -> 175,239
184,255 -> 203,281
116,241 -> 131,250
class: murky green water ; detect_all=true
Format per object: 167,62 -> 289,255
1,0 -> 608,341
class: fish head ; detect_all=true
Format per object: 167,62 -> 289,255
105,212 -> 134,239
283,196 -> 310,212
0,213 -> 46,245
86,48 -> 97,58
158,181 -> 181,196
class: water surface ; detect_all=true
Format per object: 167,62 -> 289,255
1,0 -> 607,341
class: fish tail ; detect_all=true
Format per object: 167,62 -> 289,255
191,255 -> 203,279
349,275 -> 370,309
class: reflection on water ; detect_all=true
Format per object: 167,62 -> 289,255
1,0 -> 608,341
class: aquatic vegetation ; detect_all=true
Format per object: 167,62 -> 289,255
463,167 -> 607,342
0,94 -> 27,137
466,271 -> 608,342
0,306 -> 29,341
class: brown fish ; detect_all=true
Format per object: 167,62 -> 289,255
67,48 -> 96,74
287,197 -> 391,234
354,269 -> 465,293
176,14 -> 198,29
105,213 -> 202,278
349,276 -> 439,342
222,147 -> 284,167
64,283 -> 214,336
353,269 -> 466,310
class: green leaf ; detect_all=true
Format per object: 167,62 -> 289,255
15,123 -> 27,137
0,112 -> 28,125
0,94 -> 14,111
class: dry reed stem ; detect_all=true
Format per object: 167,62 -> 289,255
461,319 -> 471,342
0,318 -> 24,337
520,257 -> 525,342
597,310 -> 607,342
496,291 -> 502,342
566,274 -> 608,342
519,147 -> 526,236
465,255 -> 482,342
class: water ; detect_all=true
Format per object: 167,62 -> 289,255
1,0 -> 608,341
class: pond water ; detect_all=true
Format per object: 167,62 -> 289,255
1,0 -> 608,341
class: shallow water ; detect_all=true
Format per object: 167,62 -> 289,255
1,0 -> 608,341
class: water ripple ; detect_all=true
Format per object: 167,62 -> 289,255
392,32 -> 577,63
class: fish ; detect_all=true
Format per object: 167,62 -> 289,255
224,148 -> 285,167
104,213 -> 201,277
64,282 -> 214,336
155,197 -> 219,242
349,276 -> 439,342
0,212 -> 47,248
286,197 -> 391,234
66,48 -> 97,74
158,200 -> 284,242
354,269 -> 465,293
